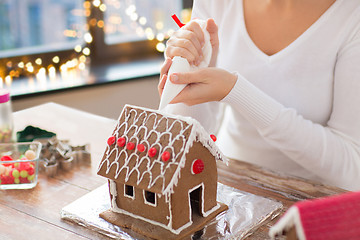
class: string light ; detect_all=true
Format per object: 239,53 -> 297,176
156,42 -> 165,52
99,4 -> 107,12
52,56 -> 60,64
156,33 -> 165,42
93,0 -> 101,8
5,76 -> 12,87
84,32 -> 93,43
48,66 -> 56,80
97,20 -> 105,28
27,65 -> 34,73
155,21 -> 164,30
35,58 -> 42,65
74,45 -> 82,53
82,47 -> 91,56
79,55 -> 87,63
78,62 -> 86,70
1,0 -> 184,86
139,17 -> 147,25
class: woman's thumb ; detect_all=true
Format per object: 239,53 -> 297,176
206,18 -> 218,34
170,71 -> 200,85
206,18 -> 219,49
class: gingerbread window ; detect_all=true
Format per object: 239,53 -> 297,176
144,190 -> 156,206
124,185 -> 135,199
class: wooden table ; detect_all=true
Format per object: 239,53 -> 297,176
0,102 -> 346,240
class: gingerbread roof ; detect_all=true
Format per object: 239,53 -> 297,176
97,104 -> 227,195
269,191 -> 360,240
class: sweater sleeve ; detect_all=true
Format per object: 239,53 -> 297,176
222,28 -> 360,191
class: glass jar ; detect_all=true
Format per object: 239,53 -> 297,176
0,89 -> 15,143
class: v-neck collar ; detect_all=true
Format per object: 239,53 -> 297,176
239,0 -> 343,62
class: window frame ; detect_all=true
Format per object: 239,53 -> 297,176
0,0 -> 191,81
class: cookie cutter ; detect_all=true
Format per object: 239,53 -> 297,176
35,137 -> 91,177
71,144 -> 91,165
43,156 -> 59,177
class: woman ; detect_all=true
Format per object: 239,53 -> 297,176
158,0 -> 360,191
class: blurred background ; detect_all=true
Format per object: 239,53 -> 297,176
0,0 -> 193,118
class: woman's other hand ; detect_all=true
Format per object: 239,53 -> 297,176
165,18 -> 219,67
168,68 -> 237,106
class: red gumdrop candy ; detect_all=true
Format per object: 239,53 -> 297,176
27,166 -> 35,176
126,142 -> 135,150
117,137 -> 126,147
210,134 -> 217,142
1,155 -> 13,167
19,177 -> 30,184
161,151 -> 171,162
137,144 -> 145,152
0,175 -> 8,184
107,136 -> 116,145
148,148 -> 157,158
1,173 -> 14,184
1,155 -> 13,161
17,162 -> 31,171
192,159 -> 204,174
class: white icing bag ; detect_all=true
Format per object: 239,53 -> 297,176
158,19 -> 212,110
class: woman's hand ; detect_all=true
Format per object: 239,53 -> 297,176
158,57 -> 172,97
158,63 -> 237,106
165,18 -> 219,67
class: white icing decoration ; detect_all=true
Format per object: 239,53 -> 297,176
269,206 -> 306,240
109,180 -> 117,209
188,183 -> 220,218
98,104 -> 227,196
100,105 -> 227,234
110,180 -> 181,234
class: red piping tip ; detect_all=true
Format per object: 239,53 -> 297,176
171,14 -> 185,28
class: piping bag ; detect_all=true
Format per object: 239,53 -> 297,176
158,14 -> 212,110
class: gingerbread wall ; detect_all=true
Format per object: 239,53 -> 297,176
110,140 -> 218,232
113,182 -> 170,226
170,141 -> 218,230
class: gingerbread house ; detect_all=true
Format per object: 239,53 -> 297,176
269,191 -> 360,240
97,104 -> 228,239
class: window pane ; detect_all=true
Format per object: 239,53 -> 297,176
0,0 -> 86,57
104,0 -> 182,45
125,184 -> 134,197
144,190 -> 155,204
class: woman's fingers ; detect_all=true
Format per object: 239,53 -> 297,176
158,74 -> 167,97
160,58 -> 172,79
183,21 -> 205,56
165,21 -> 205,65
170,68 -> 238,106
185,21 -> 205,45
170,72 -> 200,85
159,58 -> 172,97
165,45 -> 198,65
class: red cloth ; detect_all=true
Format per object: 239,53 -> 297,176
296,191 -> 360,240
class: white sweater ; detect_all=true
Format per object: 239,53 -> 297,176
164,0 -> 360,191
